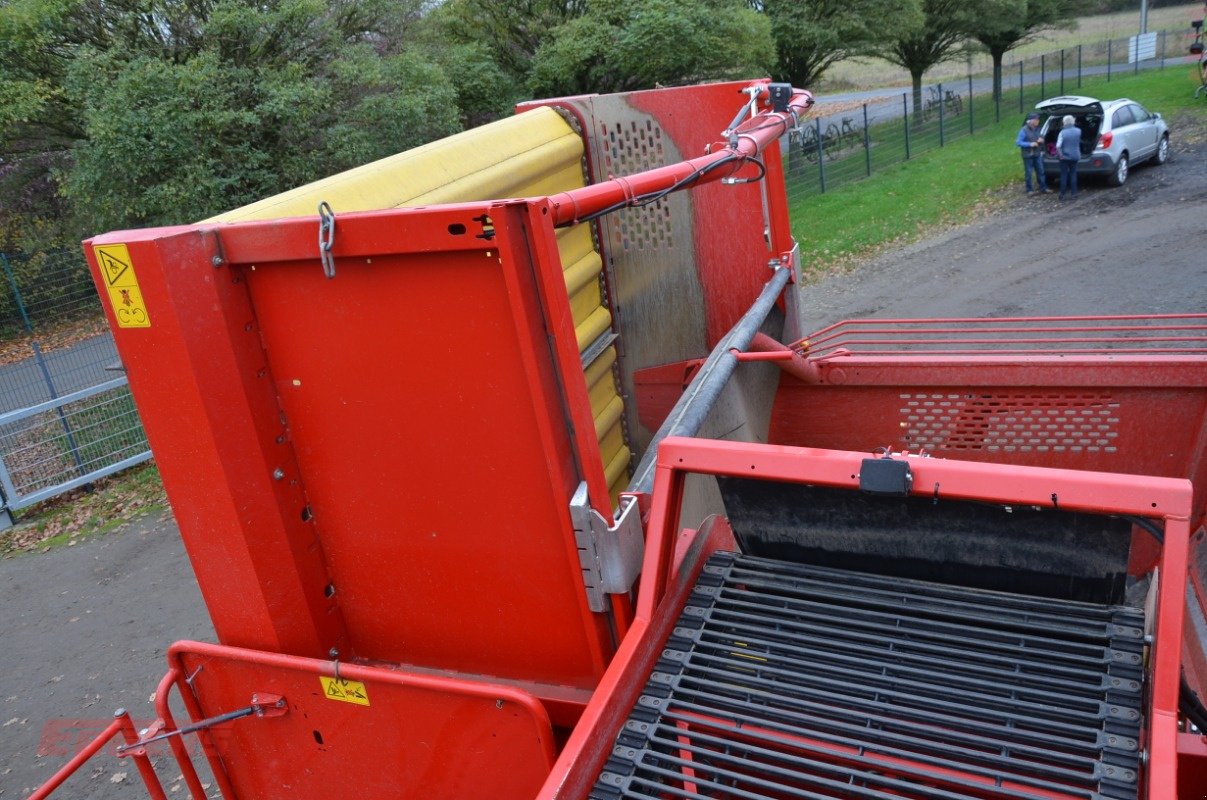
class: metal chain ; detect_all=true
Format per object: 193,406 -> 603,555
318,201 -> 336,279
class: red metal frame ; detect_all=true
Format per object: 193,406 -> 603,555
150,641 -> 557,800
26,710 -> 167,800
538,437 -> 1194,799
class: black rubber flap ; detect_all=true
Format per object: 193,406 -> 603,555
718,476 -> 1131,604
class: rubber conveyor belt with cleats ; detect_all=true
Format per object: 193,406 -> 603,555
590,552 -> 1147,800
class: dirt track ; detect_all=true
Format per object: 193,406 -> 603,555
1,111 -> 1205,799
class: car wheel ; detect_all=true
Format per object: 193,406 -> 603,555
1109,153 -> 1129,187
1155,135 -> 1169,165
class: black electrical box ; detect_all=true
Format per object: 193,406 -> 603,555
768,83 -> 793,113
859,457 -> 913,496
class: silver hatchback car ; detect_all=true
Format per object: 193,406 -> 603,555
1036,96 -> 1169,186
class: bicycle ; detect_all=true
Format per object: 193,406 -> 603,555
839,117 -> 861,151
822,123 -> 842,159
796,124 -> 821,163
922,86 -> 963,120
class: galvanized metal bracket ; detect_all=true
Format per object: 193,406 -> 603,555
570,482 -> 643,613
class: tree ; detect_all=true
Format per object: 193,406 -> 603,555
0,0 -> 461,241
528,0 -> 775,97
881,0 -> 982,118
753,0 -> 923,89
969,0 -> 1086,101
434,0 -> 587,82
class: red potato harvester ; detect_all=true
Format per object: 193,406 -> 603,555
29,79 -> 1207,800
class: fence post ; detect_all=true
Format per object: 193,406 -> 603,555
903,93 -> 911,160
938,82 -> 945,146
1,253 -> 33,334
1060,49 -> 1065,94
1107,39 -> 1112,82
1078,45 -> 1082,88
1160,29 -> 1166,69
32,342 -> 86,476
968,74 -> 975,134
1040,54 -> 1046,98
1018,61 -> 1024,113
862,103 -> 871,177
815,117 -> 826,194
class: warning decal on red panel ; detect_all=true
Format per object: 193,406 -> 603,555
94,244 -> 150,328
319,676 -> 370,706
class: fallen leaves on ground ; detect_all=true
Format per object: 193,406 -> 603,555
0,464 -> 168,555
0,316 -> 110,366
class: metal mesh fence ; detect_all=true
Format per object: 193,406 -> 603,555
0,250 -> 99,338
0,246 -> 149,516
0,380 -> 150,510
786,27 -> 1194,205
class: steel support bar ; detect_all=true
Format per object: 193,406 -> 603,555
628,266 -> 792,493
547,85 -> 813,226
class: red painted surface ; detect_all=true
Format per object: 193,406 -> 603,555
632,358 -> 704,434
86,201 -> 617,691
1179,733 -> 1207,799
166,641 -> 555,800
769,359 -> 1207,528
50,80 -> 1205,800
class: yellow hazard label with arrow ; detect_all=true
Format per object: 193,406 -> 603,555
94,244 -> 150,328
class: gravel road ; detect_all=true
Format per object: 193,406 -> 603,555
2,110 -> 1204,800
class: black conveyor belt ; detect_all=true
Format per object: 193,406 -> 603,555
590,552 -> 1146,800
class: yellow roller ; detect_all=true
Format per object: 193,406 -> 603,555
208,106 -> 631,503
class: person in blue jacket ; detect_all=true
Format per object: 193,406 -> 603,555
1015,112 -> 1047,194
1056,115 -> 1082,200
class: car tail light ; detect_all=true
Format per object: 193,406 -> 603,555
1097,131 -> 1113,149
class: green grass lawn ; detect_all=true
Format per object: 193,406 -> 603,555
789,68 -> 1207,276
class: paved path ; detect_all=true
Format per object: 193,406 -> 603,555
0,335 -> 119,416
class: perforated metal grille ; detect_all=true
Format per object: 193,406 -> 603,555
899,393 -> 1121,454
599,120 -> 674,252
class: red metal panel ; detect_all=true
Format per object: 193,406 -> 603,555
1179,733 -> 1207,799
88,201 -> 617,691
85,227 -> 347,659
233,203 -> 611,683
771,377 -> 1207,483
169,641 -> 555,800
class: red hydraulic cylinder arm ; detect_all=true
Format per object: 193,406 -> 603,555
547,82 -> 814,227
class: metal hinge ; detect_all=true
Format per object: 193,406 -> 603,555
570,482 -> 643,613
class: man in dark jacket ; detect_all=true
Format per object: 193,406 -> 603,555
1015,112 -> 1047,194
